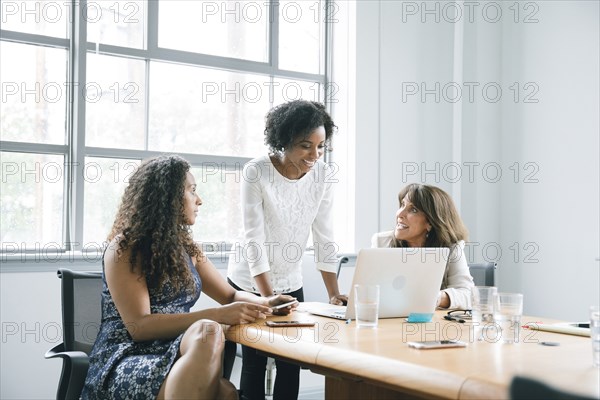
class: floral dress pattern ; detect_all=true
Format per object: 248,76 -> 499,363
81,256 -> 201,399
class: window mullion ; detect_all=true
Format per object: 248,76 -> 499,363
69,0 -> 88,252
324,0 -> 334,164
147,0 -> 159,51
146,1 -> 158,151
269,0 -> 280,70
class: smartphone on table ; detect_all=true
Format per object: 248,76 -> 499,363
407,340 -> 467,349
265,320 -> 316,327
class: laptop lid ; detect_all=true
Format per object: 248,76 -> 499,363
343,247 -> 450,319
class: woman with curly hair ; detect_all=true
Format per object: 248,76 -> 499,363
81,155 -> 294,400
227,100 -> 347,400
371,183 -> 474,309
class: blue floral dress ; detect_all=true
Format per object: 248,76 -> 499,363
81,256 -> 202,399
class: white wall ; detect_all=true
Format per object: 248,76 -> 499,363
354,0 -> 600,320
1,270 -> 63,400
353,1 -> 381,248
497,1 -> 599,320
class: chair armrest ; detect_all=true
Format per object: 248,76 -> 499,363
45,343 -> 88,363
45,343 -> 66,359
45,343 -> 90,400
45,344 -> 89,372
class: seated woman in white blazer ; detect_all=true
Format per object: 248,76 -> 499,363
371,183 -> 474,309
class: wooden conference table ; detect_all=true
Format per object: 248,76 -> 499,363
225,302 -> 600,400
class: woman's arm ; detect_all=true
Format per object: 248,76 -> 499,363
197,255 -> 295,311
237,160 -> 278,297
241,161 -> 271,280
320,271 -> 347,305
439,241 -> 474,309
105,240 -> 273,342
311,170 -> 347,304
253,272 -> 274,298
104,240 -> 207,341
437,292 -> 451,308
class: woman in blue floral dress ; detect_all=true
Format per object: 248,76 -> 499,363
81,155 -> 295,400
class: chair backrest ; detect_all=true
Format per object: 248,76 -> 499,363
301,253 -> 358,302
58,269 -> 103,354
468,262 -> 496,286
510,376 -> 596,400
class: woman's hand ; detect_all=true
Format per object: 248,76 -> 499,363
217,302 -> 272,325
266,294 -> 298,316
329,294 -> 348,306
436,291 -> 450,309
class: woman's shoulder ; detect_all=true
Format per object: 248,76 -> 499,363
242,155 -> 275,180
447,240 -> 467,264
240,155 -> 271,185
450,240 -> 465,250
244,155 -> 270,168
103,235 -> 136,268
371,230 -> 394,248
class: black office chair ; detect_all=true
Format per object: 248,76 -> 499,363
510,376 -> 597,400
468,262 -> 496,286
45,269 -> 103,400
336,256 -> 349,278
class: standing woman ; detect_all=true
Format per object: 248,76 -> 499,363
371,183 -> 474,309
81,155 -> 293,400
227,100 -> 347,400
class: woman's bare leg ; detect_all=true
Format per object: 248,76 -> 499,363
157,320 -> 237,399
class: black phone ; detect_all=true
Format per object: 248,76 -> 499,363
570,323 -> 590,328
265,320 -> 315,327
271,300 -> 298,311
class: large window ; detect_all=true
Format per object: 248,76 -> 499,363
1,0 -> 332,256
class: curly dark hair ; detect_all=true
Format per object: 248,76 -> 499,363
264,100 -> 337,153
107,155 -> 201,292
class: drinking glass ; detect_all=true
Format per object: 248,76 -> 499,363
471,286 -> 497,341
494,293 -> 523,344
354,284 -> 380,328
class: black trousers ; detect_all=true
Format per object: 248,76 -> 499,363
228,278 -> 304,400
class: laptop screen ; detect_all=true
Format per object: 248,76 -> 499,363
344,247 -> 450,319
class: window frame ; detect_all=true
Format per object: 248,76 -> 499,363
0,0 -> 335,261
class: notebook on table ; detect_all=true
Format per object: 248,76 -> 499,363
308,247 -> 450,320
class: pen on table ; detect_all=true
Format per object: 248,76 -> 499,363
444,315 -> 465,323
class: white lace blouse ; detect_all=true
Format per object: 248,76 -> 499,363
227,155 -> 338,294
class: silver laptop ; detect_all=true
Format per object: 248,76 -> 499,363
309,247 -> 450,319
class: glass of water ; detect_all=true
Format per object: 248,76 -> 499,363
494,293 -> 523,344
590,305 -> 600,367
471,286 -> 497,341
354,284 -> 380,328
